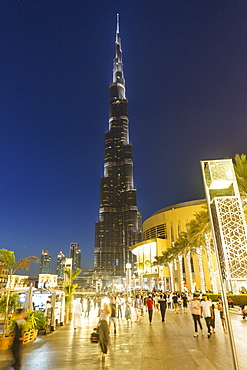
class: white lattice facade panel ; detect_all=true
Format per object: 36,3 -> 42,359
214,197 -> 247,279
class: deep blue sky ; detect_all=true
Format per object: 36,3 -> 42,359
1,1 -> 247,276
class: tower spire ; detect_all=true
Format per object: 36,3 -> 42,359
116,13 -> 119,36
113,13 -> 125,92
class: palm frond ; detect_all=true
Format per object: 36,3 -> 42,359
14,256 -> 39,273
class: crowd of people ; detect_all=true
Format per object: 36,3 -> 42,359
8,289 -> 240,367
72,291 -> 231,358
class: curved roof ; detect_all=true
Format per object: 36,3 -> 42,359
152,199 -> 206,216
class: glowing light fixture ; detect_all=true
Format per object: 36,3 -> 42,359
201,158 -> 243,370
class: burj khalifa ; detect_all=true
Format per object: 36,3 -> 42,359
94,16 -> 142,277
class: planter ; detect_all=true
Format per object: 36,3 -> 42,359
22,329 -> 38,345
0,335 -> 14,350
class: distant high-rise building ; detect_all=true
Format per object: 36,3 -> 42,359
94,16 -> 142,277
56,251 -> 66,277
69,243 -> 81,271
39,250 -> 51,274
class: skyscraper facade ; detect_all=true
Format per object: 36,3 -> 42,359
39,250 -> 52,274
94,17 -> 142,277
69,243 -> 81,271
56,251 -> 66,277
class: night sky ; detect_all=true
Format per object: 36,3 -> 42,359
1,1 -> 247,276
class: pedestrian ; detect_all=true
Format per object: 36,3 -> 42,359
154,294 -> 159,310
11,308 -> 27,370
182,294 -> 188,313
97,303 -> 111,358
227,297 -> 234,308
93,296 -> 97,310
146,295 -> 154,324
201,294 -> 213,338
85,297 -> 91,318
218,297 -> 228,333
158,294 -> 167,322
190,294 -> 204,337
140,295 -> 144,316
134,295 -> 142,322
116,295 -> 123,318
73,298 -> 83,329
125,301 -> 131,323
109,297 -> 117,334
167,293 -> 172,309
178,294 -> 182,311
172,293 -> 179,314
43,300 -> 51,317
211,302 -> 216,333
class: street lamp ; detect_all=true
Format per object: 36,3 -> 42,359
201,159 -> 247,370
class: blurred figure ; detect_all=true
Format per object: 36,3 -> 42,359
218,297 -> 227,333
85,297 -> 91,318
97,303 -> 111,358
11,308 -> 26,370
109,297 -> 117,334
211,301 -> 216,333
154,294 -> 159,311
125,301 -> 131,323
116,295 -> 122,318
182,294 -> 188,314
73,298 -> 82,329
172,293 -> 179,314
158,294 -> 167,322
134,295 -> 142,322
43,300 -> 51,317
227,297 -> 234,308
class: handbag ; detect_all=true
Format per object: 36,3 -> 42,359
91,328 -> 99,343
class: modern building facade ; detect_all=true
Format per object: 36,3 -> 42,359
131,199 -> 220,292
94,17 -> 142,277
69,243 -> 81,272
39,250 -> 52,274
56,251 -> 66,277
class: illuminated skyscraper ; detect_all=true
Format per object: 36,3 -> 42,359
56,251 -> 66,277
94,16 -> 142,277
69,243 -> 81,271
39,250 -> 51,274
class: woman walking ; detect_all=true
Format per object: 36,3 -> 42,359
190,294 -> 204,337
97,303 -> 111,358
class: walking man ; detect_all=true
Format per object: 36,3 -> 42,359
201,294 -> 213,338
146,295 -> 154,324
190,294 -> 204,337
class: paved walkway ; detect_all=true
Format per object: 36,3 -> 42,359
1,308 -> 247,370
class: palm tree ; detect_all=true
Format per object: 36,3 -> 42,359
233,153 -> 247,197
136,262 -> 144,271
63,267 -> 82,321
153,153 -> 247,290
0,248 -> 39,337
144,260 -> 152,273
